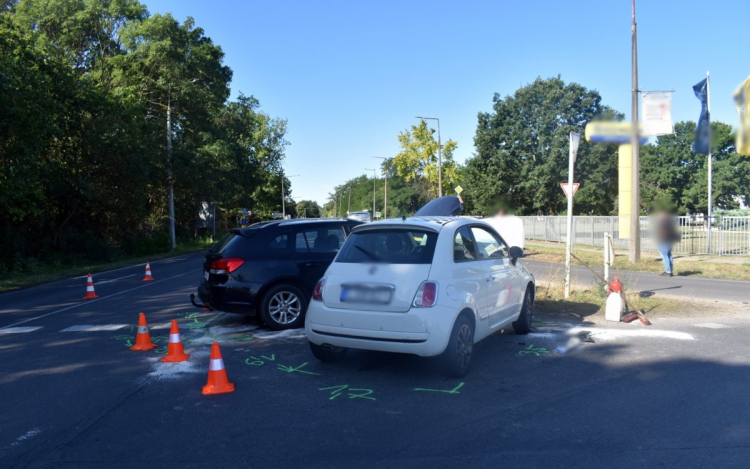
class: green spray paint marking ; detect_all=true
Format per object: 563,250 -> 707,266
319,385 -> 376,401
180,312 -> 221,330
518,344 -> 550,356
244,354 -> 276,366
277,362 -> 319,375
413,382 -> 464,394
112,335 -> 168,353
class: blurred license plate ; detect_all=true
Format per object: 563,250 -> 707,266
340,286 -> 392,304
203,271 -> 209,281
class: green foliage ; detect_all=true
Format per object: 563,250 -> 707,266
465,76 -> 621,216
0,1 -> 288,274
640,121 -> 749,214
295,200 -> 321,218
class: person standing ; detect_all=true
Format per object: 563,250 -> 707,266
656,210 -> 680,277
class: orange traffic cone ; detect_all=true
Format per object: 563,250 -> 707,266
161,320 -> 190,362
130,312 -> 157,351
202,341 -> 234,395
83,273 -> 99,299
143,261 -> 154,281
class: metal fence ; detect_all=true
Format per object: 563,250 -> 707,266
519,216 -> 750,256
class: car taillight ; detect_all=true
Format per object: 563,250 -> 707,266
312,278 -> 325,301
209,258 -> 245,275
413,281 -> 438,308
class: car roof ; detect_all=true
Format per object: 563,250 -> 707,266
352,216 -> 473,234
235,218 -> 358,232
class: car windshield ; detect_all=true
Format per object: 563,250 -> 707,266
336,229 -> 437,264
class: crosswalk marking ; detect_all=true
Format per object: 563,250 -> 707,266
60,324 -> 128,332
0,327 -> 43,334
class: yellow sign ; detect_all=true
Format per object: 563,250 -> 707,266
585,122 -> 648,144
454,185 -> 463,195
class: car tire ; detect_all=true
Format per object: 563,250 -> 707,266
309,342 -> 348,363
260,284 -> 307,331
440,315 -> 474,378
512,288 -> 533,335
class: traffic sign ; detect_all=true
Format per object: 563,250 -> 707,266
561,183 -> 579,198
375,212 -> 381,218
455,185 -> 463,194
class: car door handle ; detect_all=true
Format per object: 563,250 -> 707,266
485,276 -> 493,282
304,262 -> 319,267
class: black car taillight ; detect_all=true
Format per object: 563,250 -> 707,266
210,258 -> 245,275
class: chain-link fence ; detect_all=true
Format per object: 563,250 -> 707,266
519,216 -> 750,256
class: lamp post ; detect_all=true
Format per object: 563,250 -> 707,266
372,157 -> 388,219
365,168 -> 376,219
415,116 -> 442,197
281,173 -> 299,219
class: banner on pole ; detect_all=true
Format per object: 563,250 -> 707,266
734,75 -> 750,156
642,92 -> 674,136
693,78 -> 711,154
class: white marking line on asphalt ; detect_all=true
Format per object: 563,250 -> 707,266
693,323 -> 731,329
0,270 -> 199,330
569,327 -> 695,341
0,326 -> 43,334
60,324 -> 129,332
10,428 -> 41,447
95,274 -> 136,285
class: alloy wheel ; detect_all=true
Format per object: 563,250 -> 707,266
455,323 -> 473,370
268,291 -> 302,325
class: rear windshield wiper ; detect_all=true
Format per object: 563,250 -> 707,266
354,245 -> 380,262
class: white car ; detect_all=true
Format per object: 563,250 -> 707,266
305,216 -> 535,377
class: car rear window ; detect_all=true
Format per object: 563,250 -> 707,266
211,232 -> 240,253
336,229 -> 437,264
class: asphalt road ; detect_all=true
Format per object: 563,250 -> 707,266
2,253 -> 750,468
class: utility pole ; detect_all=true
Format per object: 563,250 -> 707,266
281,173 -> 299,219
167,86 -> 176,250
347,184 -> 351,215
416,116 -> 442,197
706,71 -> 713,253
365,168 -> 376,219
629,0 -> 641,262
564,132 -> 580,299
373,157 -> 388,218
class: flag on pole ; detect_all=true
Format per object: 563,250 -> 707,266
734,75 -> 750,156
693,78 -> 711,154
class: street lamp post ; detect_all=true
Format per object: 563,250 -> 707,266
373,157 -> 388,219
416,116 -> 442,197
365,168 -> 376,219
281,173 -> 299,219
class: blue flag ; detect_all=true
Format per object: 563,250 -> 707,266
693,78 -> 710,154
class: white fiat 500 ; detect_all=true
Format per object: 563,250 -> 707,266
305,216 -> 535,377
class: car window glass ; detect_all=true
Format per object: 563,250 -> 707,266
337,229 -> 437,264
299,227 -> 346,253
453,227 -> 476,262
470,227 -> 508,259
266,233 -> 289,252
294,232 -> 309,253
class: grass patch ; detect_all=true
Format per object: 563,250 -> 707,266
524,241 -> 750,281
0,239 -> 213,293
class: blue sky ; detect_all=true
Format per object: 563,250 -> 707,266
145,0 -> 748,206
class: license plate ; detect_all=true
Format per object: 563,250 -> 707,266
203,271 -> 209,281
340,286 -> 392,304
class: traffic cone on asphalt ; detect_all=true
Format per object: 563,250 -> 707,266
161,320 -> 190,362
202,341 -> 234,395
143,261 -> 154,281
82,273 -> 99,299
130,312 -> 157,351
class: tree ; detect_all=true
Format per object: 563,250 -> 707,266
295,200 -> 321,218
466,76 -> 621,216
640,121 -> 749,214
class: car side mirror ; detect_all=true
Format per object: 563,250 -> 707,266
509,246 -> 523,265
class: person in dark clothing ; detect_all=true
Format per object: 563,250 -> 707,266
655,210 -> 680,277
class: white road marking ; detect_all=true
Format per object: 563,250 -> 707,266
569,326 -> 695,341
0,270 -> 198,330
693,323 -> 731,329
10,428 -> 41,447
95,274 -> 136,285
0,326 -> 43,334
60,324 -> 129,332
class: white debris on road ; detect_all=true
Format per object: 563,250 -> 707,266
569,326 -> 695,341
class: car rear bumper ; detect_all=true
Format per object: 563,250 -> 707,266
305,302 -> 456,356
197,280 -> 261,315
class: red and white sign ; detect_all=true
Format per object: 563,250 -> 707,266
561,183 -> 579,198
